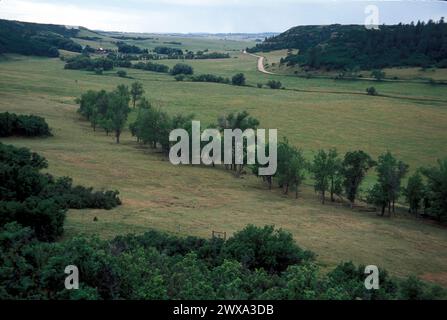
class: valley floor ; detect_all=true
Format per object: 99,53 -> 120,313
1,54 -> 447,286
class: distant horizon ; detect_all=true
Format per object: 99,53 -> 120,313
0,0 -> 446,34
2,16 -> 447,37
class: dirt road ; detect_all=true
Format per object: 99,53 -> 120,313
243,51 -> 276,75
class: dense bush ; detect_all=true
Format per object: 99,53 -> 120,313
117,70 -> 127,78
366,87 -> 378,96
64,55 -> 114,71
232,73 -> 246,86
39,176 -> 121,210
224,225 -> 314,273
171,63 -> 194,76
0,198 -> 65,242
0,223 -> 443,300
0,143 -> 121,241
267,80 -> 282,89
0,112 -> 51,137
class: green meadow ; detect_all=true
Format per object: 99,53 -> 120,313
1,40 -> 447,286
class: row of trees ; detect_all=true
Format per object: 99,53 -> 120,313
152,47 -> 230,60
64,55 -> 114,72
77,84 -> 446,221
65,52 -> 244,88
112,47 -> 230,61
1,222 -> 443,300
0,112 -> 52,137
175,72 -> 246,87
253,143 -> 374,206
116,41 -> 149,54
0,143 -> 121,241
77,84 -> 142,143
256,142 -> 446,222
64,54 -> 189,76
133,61 -> 170,73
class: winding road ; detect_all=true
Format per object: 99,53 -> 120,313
243,50 -> 276,75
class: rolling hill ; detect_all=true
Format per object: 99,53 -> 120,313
0,19 -> 82,57
248,20 -> 447,70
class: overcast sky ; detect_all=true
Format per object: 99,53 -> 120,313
0,0 -> 446,33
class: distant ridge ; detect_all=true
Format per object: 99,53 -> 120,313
0,19 -> 83,57
248,21 -> 447,70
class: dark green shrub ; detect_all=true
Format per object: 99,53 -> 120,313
224,225 -> 314,273
171,63 -> 194,75
0,112 -> 51,137
267,80 -> 282,89
133,61 -> 169,73
366,87 -> 378,96
191,74 -> 228,84
0,197 -> 66,241
117,70 -> 127,78
232,73 -> 246,86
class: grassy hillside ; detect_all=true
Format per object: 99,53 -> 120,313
1,52 -> 447,286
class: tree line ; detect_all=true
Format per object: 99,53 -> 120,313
0,19 -> 82,57
249,19 -> 447,70
63,54 -> 184,75
77,84 -> 447,222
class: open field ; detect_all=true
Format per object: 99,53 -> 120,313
1,47 -> 447,286
72,28 -> 255,52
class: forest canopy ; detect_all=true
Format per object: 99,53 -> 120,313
0,19 -> 82,57
248,19 -> 447,70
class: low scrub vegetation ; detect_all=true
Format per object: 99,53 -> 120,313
0,143 -> 121,241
